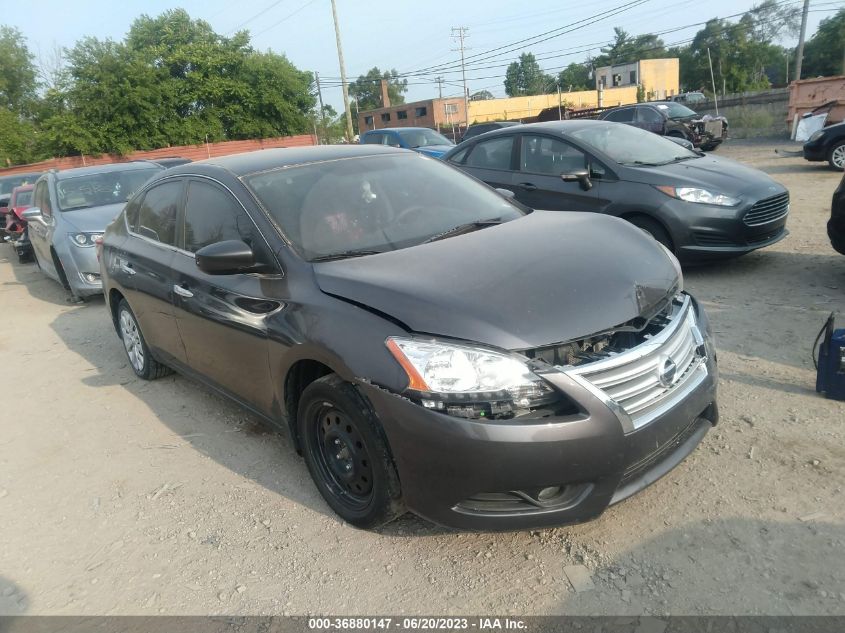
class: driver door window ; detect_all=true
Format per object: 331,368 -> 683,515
520,135 -> 587,176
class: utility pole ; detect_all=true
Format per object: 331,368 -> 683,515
707,47 -> 719,116
435,76 -> 443,99
794,0 -> 811,82
451,27 -> 469,130
330,0 -> 354,142
315,72 -> 325,144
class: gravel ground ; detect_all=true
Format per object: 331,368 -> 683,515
1,140 -> 844,617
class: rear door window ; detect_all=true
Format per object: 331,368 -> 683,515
465,136 -> 515,171
136,180 -> 182,246
604,108 -> 634,123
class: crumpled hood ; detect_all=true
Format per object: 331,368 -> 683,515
314,211 -> 680,350
414,145 -> 453,158
60,203 -> 125,232
628,154 -> 786,197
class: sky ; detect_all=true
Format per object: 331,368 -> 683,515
2,0 -> 841,112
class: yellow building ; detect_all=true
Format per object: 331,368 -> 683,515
594,58 -> 680,101
467,86 -> 638,124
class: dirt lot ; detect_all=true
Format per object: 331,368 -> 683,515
1,140 -> 844,617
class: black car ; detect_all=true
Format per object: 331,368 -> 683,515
100,145 -> 718,531
599,102 -> 727,151
443,120 -> 789,262
830,171 -> 845,254
461,121 -> 519,143
803,121 -> 845,171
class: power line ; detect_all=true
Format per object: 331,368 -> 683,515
251,0 -> 319,38
227,0 -> 287,34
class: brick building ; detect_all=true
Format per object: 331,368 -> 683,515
358,97 -> 467,132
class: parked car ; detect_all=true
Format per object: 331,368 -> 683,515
24,162 -> 162,300
669,92 -> 707,105
599,102 -> 727,151
461,121 -> 519,143
442,120 -> 788,262
829,171 -> 845,254
3,184 -> 34,262
359,127 -> 454,158
150,157 -> 193,168
100,145 -> 718,531
0,172 -> 42,230
803,121 -> 845,170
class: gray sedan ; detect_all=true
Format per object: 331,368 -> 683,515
24,162 -> 161,300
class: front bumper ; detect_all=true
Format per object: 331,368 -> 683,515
359,300 -> 718,531
803,141 -> 827,162
60,241 -> 103,296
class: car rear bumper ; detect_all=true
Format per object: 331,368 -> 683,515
357,299 -> 718,531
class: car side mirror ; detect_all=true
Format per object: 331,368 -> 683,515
195,240 -> 255,275
21,208 -> 43,221
561,170 -> 593,191
495,188 -> 516,199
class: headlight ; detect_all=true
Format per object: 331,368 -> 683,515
808,130 -> 824,143
69,232 -> 103,247
655,186 -> 740,207
386,337 -> 557,417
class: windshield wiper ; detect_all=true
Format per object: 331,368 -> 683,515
423,219 -> 502,243
309,249 -> 385,262
61,204 -> 94,211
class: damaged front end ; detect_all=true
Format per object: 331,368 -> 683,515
685,115 -> 729,149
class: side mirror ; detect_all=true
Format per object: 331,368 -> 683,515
495,188 -> 516,199
561,170 -> 593,191
21,208 -> 43,221
195,240 -> 255,275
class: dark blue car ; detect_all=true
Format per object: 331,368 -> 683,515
359,127 -> 454,158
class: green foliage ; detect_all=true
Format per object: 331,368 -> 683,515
0,107 -> 39,166
504,53 -> 555,97
801,8 -> 845,78
556,63 -> 592,91
592,28 -> 667,68
470,90 -> 494,101
348,68 -> 408,111
0,26 -> 37,114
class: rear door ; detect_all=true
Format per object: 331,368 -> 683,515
122,179 -> 187,364
512,134 -> 606,212
455,134 -> 517,191
169,178 -> 280,415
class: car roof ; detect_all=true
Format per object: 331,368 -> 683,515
163,145 -> 410,177
12,184 -> 34,192
464,119 -> 619,136
363,127 -> 432,133
53,161 -> 162,181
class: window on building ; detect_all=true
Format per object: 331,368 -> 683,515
415,106 -> 427,117
612,74 -> 622,87
364,115 -> 373,125
444,103 -> 458,114
381,113 -> 391,122
397,110 -> 407,120
629,70 -> 637,84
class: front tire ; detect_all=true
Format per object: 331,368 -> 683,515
298,374 -> 404,529
627,215 -> 674,252
829,140 -> 845,170
117,299 -> 171,380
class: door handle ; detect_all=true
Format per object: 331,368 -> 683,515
173,284 -> 194,298
119,261 -> 136,276
518,182 -> 537,191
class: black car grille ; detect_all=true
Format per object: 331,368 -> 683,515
694,232 -> 737,247
620,418 -> 704,485
743,192 -> 789,227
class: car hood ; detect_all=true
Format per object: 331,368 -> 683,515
624,154 -> 785,197
413,145 -> 453,158
313,211 -> 681,350
60,203 -> 125,232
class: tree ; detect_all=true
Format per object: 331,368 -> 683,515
0,26 -> 37,114
504,53 -> 555,97
593,28 -> 667,68
801,8 -> 845,78
557,63 -> 592,91
348,68 -> 408,111
470,90 -> 494,101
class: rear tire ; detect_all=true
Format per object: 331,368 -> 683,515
829,140 -> 845,170
627,215 -> 674,252
117,299 -> 171,380
298,374 -> 404,529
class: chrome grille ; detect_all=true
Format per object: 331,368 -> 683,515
743,192 -> 789,227
562,296 -> 707,431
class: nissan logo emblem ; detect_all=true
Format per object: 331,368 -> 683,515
658,358 -> 677,388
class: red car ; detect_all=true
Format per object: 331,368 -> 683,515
3,184 -> 35,262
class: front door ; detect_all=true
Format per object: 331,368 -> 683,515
170,178 -> 279,415
29,180 -> 59,279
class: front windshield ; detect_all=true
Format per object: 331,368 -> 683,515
0,175 -> 40,196
14,190 -> 33,206
657,102 -> 698,119
570,122 -> 699,167
397,129 -> 454,148
56,167 -> 161,211
244,153 -> 523,260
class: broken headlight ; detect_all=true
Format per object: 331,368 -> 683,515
386,337 -> 558,419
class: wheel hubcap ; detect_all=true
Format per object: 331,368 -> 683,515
833,146 -> 845,169
315,406 -> 374,506
119,310 -> 144,372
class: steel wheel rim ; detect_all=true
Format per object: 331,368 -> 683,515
313,404 -> 374,510
119,310 -> 144,372
833,145 -> 845,169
